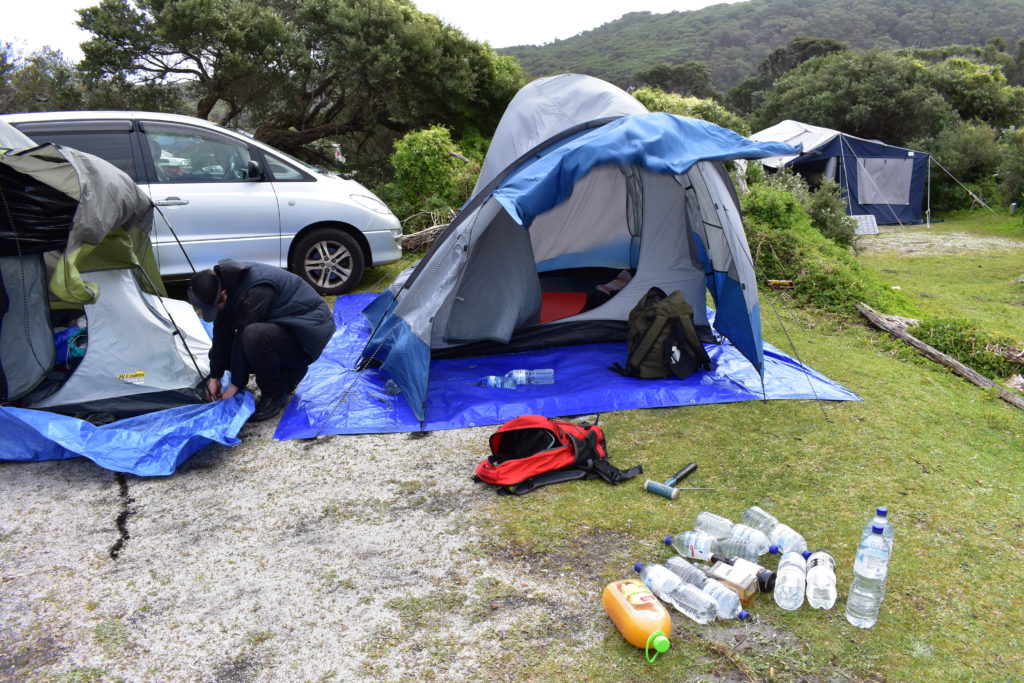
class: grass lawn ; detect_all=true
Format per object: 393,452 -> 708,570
470,212 -> 1024,680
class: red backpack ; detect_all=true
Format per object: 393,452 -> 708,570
474,415 -> 642,495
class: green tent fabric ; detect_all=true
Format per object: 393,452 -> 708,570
0,139 -> 163,303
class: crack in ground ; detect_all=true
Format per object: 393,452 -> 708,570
108,473 -> 135,560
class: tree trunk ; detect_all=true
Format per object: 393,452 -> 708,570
856,302 -> 1024,411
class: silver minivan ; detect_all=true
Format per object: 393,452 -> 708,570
1,111 -> 403,294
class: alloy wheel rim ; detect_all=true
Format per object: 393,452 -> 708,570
304,239 -> 352,289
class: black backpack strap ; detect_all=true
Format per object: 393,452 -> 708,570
625,311 -> 669,375
570,431 -> 643,485
670,317 -> 712,370
499,468 -> 591,495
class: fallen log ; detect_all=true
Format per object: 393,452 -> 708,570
986,343 -> 1024,366
856,302 -> 1024,411
400,224 -> 447,252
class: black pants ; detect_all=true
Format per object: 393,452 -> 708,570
241,322 -> 314,395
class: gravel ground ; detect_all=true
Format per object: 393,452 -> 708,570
858,225 -> 1024,254
0,415 -> 612,682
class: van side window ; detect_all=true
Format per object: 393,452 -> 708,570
143,127 -> 254,183
15,126 -> 137,180
262,151 -> 311,181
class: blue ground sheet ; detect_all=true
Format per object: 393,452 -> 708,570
1,393 -> 254,476
273,294 -> 860,440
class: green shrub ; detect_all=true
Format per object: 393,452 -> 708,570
910,121 -> 1001,213
740,182 -> 912,314
633,87 -> 750,135
912,317 -> 1022,381
761,169 -> 857,248
997,128 -> 1024,208
377,126 -> 480,233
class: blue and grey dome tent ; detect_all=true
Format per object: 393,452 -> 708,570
751,120 -> 930,226
359,75 -> 798,421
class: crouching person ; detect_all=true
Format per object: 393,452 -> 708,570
187,259 -> 336,421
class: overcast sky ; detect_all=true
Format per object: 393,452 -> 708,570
6,0 -> 744,62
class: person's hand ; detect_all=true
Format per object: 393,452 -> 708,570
206,377 -> 222,401
221,384 -> 241,400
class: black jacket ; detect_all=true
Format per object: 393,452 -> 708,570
208,260 -> 335,383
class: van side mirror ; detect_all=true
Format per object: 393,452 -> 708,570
246,159 -> 264,180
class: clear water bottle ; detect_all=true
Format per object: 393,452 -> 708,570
504,368 -> 555,385
741,505 -> 808,554
634,562 -> 718,624
773,551 -> 808,610
805,550 -> 838,609
665,531 -> 761,563
666,557 -> 749,620
478,375 -> 518,389
845,525 -> 891,628
861,506 -> 895,552
695,511 -> 773,555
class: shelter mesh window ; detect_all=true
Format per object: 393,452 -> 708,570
856,158 -> 912,205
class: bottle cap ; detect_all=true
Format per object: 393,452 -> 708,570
768,544 -> 780,554
872,525 -> 884,534
645,630 -> 670,663
738,609 -> 750,620
664,536 -> 673,546
634,562 -> 644,573
802,550 -> 812,560
876,506 -> 888,517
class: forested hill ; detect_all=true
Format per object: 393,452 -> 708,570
501,0 -> 1024,90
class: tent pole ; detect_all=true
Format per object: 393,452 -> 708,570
927,156 -> 931,229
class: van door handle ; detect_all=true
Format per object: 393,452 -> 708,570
155,197 -> 189,206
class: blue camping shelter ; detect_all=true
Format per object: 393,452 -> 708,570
751,120 -> 930,225
360,74 -> 798,421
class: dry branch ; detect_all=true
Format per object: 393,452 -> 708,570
856,302 -> 1024,411
986,343 -> 1024,366
400,224 -> 447,252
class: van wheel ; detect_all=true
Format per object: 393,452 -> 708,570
290,228 -> 365,296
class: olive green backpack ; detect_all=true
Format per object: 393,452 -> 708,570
610,287 -> 712,380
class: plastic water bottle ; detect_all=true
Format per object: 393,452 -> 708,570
664,531 -> 762,563
741,505 -> 808,554
861,506 -> 895,551
504,368 -> 555,385
845,525 -> 891,628
773,551 -> 808,610
665,557 -> 749,620
694,511 -> 773,555
634,562 -> 718,624
805,550 -> 838,609
478,375 -> 518,389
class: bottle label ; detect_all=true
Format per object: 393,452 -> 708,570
807,555 -> 835,571
686,535 -> 710,559
616,579 -> 657,606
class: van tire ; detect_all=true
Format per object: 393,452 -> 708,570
290,228 -> 365,296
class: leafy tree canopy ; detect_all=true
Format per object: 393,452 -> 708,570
77,0 -> 526,178
634,61 -> 715,98
758,51 -> 953,145
504,0 -> 1024,92
633,87 -> 749,135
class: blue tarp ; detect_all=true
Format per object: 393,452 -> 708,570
274,295 -> 860,439
494,113 -> 798,228
0,393 -> 254,476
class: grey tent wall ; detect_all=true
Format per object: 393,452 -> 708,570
0,254 -> 54,401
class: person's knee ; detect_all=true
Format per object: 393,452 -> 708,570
242,322 -> 275,349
